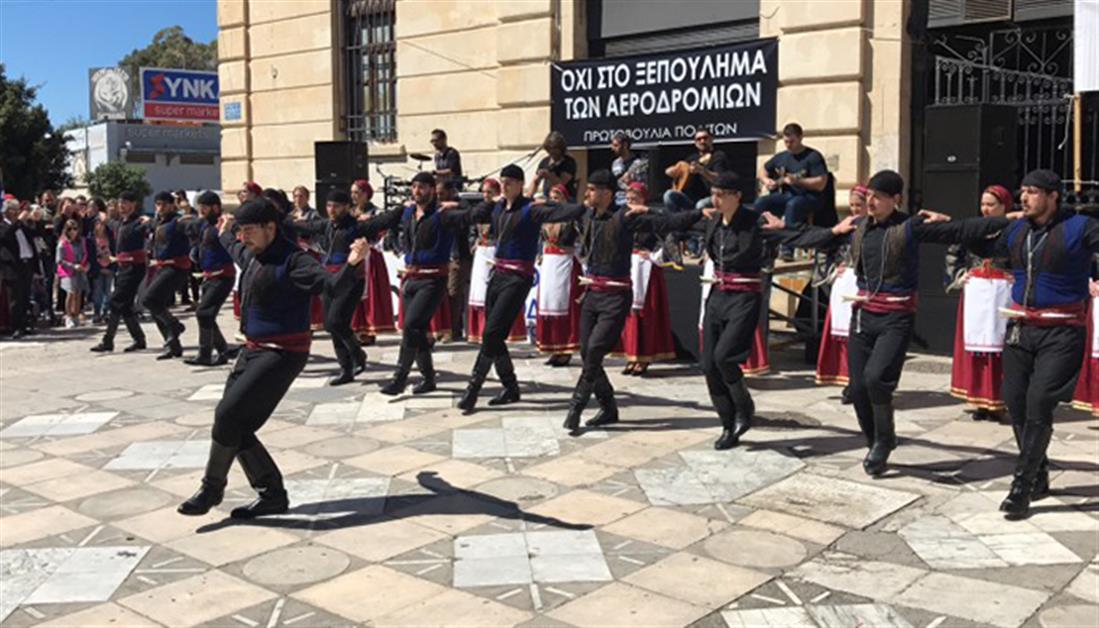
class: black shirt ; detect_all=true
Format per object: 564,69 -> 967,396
581,204 -> 664,278
683,150 -> 730,202
764,147 -> 828,195
537,154 -> 578,199
434,147 -> 463,181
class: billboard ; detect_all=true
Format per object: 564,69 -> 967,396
89,67 -> 133,120
550,39 -> 778,148
140,67 -> 219,122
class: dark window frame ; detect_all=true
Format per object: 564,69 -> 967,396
344,0 -> 397,142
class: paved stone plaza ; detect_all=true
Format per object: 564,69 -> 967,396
1,310 -> 1097,628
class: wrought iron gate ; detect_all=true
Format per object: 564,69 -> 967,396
930,24 -> 1099,189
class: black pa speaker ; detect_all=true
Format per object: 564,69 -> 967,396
917,104 -> 1018,354
315,141 -> 368,183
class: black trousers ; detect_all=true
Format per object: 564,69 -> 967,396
103,264 -> 147,344
577,289 -> 632,397
212,347 -> 308,449
196,275 -> 233,356
396,276 -> 447,374
142,267 -> 186,343
323,273 -> 365,370
847,309 -> 913,441
1002,323 -> 1085,472
701,290 -> 760,418
472,272 -> 532,384
6,263 -> 32,331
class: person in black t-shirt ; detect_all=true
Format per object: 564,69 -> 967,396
531,131 -> 578,199
432,129 -> 463,182
756,123 -> 830,242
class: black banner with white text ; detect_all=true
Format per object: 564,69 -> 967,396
550,39 -> 778,148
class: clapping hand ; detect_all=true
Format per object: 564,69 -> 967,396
217,214 -> 235,235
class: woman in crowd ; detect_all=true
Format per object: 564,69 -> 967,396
620,182 -> 675,375
56,219 -> 89,328
815,184 -> 869,399
946,184 -> 1014,422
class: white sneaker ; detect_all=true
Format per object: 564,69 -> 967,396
65,317 -> 76,329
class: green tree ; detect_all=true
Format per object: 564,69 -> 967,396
0,64 -> 72,199
84,161 -> 151,202
119,25 -> 216,81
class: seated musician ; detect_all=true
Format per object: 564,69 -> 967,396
756,123 -> 829,259
662,129 -> 729,213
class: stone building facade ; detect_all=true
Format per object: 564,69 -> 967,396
217,0 -> 911,209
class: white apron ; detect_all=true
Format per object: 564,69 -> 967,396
631,253 -> 653,311
1092,294 -> 1099,359
829,267 -> 859,339
538,250 -> 575,316
963,275 -> 1013,353
699,258 -> 714,328
383,250 -> 404,313
469,244 -> 495,308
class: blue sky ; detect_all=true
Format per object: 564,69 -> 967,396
0,0 -> 217,125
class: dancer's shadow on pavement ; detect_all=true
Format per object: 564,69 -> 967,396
195,470 -> 590,533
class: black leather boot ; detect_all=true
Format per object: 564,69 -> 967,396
1000,424 -> 1052,519
380,345 -> 416,395
354,347 -> 368,375
863,403 -> 896,477
458,354 -> 492,413
230,443 -> 289,519
728,379 -> 754,438
157,338 -> 183,360
91,313 -> 119,352
122,314 -> 147,352
488,353 -> 521,406
178,441 -> 237,515
714,409 -> 738,450
585,372 -> 619,427
563,379 -> 593,436
412,349 -> 436,394
184,327 -> 213,366
329,365 -> 356,386
856,407 -> 876,448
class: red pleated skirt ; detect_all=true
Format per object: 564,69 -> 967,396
949,295 -> 1006,411
816,308 -> 849,385
351,249 -> 397,335
467,305 -> 528,344
1072,299 -> 1098,417
536,257 -> 581,354
620,265 -> 675,363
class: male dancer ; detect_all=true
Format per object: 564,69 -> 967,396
142,191 -> 191,360
294,190 -> 370,385
179,199 -> 365,518
183,191 -> 234,366
90,191 -> 147,353
458,165 -> 586,413
356,172 -> 472,395
777,170 -> 1010,474
561,170 -> 667,435
990,170 -> 1099,518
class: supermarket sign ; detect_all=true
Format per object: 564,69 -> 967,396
140,67 -> 219,122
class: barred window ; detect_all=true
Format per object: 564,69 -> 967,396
345,0 -> 396,142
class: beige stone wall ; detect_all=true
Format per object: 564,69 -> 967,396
219,0 -> 910,207
759,0 -> 911,212
220,0 -> 570,197
218,0 -> 339,201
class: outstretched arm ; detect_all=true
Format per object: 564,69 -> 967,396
355,206 -> 403,240
291,238 -> 368,295
913,215 -> 1010,246
531,202 -> 586,224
